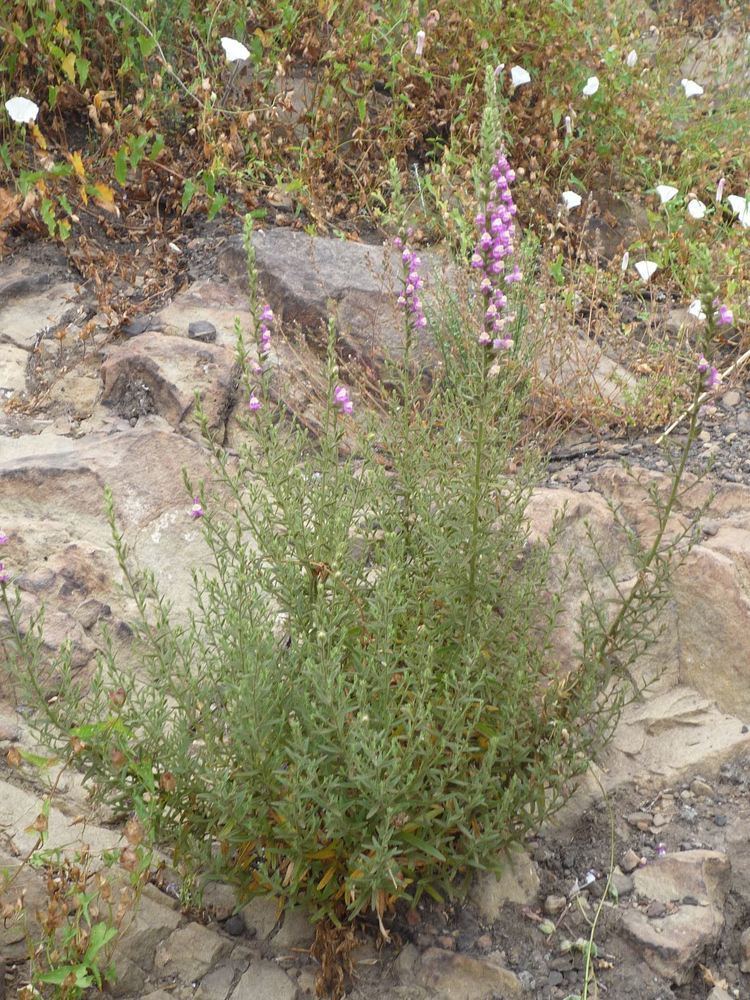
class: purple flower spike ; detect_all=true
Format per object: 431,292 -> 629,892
472,149 -> 519,343
717,304 -> 733,326
696,355 -> 710,374
0,532 -> 8,545
190,497 -> 204,519
248,394 -> 261,411
333,384 -> 353,415
0,562 -> 9,584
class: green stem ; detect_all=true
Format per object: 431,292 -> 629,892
467,350 -> 491,603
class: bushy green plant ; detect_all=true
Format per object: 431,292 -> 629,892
1,125 -> 716,994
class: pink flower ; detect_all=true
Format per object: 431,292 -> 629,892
0,532 -> 7,545
333,385 -> 353,415
190,497 -> 204,519
0,562 -> 9,584
717,304 -> 733,326
248,394 -> 261,411
493,336 -> 514,351
697,355 -> 709,373
706,366 -> 721,388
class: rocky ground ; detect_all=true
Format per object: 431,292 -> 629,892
2,218 -> 750,1000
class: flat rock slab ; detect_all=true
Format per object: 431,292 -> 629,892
231,961 -> 298,1000
413,948 -> 523,1000
620,902 -> 724,985
154,922 -> 232,983
0,279 -> 79,351
633,850 -> 730,908
101,331 -> 238,436
0,341 -> 28,398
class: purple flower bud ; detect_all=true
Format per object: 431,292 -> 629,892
393,236 -> 403,249
717,303 -> 733,326
0,562 -> 9,584
0,532 -> 7,545
341,399 -> 354,415
471,253 -> 485,269
334,385 -> 350,404
190,497 -> 204,519
260,305 -> 274,324
493,336 -> 514,351
248,394 -> 261,411
706,366 -> 721,388
478,332 -> 492,345
697,355 -> 710,373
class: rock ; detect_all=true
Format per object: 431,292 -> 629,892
232,961 -> 298,1000
721,390 -> 741,408
469,846 -> 540,920
101,330 -> 238,436
531,328 -> 640,410
121,314 -> 161,337
620,851 -> 730,985
707,987 -> 734,1000
611,867 -> 634,898
203,881 -> 238,922
690,778 -> 714,798
47,373 -> 101,420
112,885 -> 182,973
241,896 -> 282,940
620,849 -> 642,874
195,963 -> 237,1000
626,811 -> 653,831
543,894 -> 566,916
739,926 -> 750,973
219,228 -> 444,374
107,954 -> 147,996
414,948 -> 523,1000
620,904 -> 724,985
154,922 -> 231,983
0,273 -> 79,349
646,900 -> 667,918
0,342 -> 28,398
271,907 -> 315,953
632,850 -> 730,908
394,943 -> 420,981
188,319 -> 218,342
225,914 -> 246,936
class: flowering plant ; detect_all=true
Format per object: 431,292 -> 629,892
1,91 -> 714,999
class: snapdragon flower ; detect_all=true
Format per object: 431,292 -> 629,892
258,304 -> 273,356
333,385 -> 354,415
716,304 -> 733,326
190,497 -> 204,519
0,562 -> 9,584
396,243 -> 427,331
471,151 -> 520,348
247,393 -> 261,411
0,531 -> 7,545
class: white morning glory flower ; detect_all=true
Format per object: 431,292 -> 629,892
687,198 -> 707,219
582,76 -> 600,96
510,65 -> 531,88
727,194 -> 750,227
221,37 -> 250,63
561,191 -> 583,210
5,96 -> 39,124
635,260 -> 658,282
655,184 -> 679,204
681,78 -> 704,97
688,300 -> 706,321
626,50 -> 638,68
621,251 -> 629,272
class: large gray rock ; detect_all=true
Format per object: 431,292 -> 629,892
154,922 -> 231,983
219,228 -> 441,374
413,948 -> 523,1000
231,961 -> 298,1000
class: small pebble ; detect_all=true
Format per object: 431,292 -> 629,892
620,849 -> 641,874
224,914 -> 245,936
188,319 -> 218,343
722,390 -> 741,407
437,935 -> 456,951
647,900 -> 667,919
544,895 -> 567,917
679,805 -> 698,824
548,970 -> 564,987
690,778 -> 714,798
714,814 -> 728,827
475,934 -> 492,952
